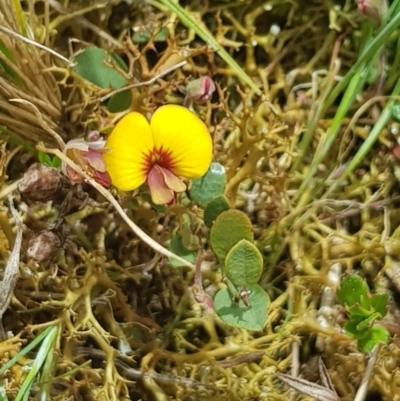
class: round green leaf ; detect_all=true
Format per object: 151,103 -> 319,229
74,47 -> 126,89
132,28 -> 169,43
203,194 -> 230,228
210,209 -> 253,262
74,47 -> 132,112
190,163 -> 226,208
337,276 -> 369,307
168,235 -> 196,268
107,91 -> 132,113
357,325 -> 389,353
225,239 -> 263,287
214,284 -> 269,331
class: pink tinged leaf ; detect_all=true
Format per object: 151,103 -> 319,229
93,171 -> 112,188
147,165 -> 175,205
159,166 -> 186,193
65,166 -> 84,185
84,149 -> 107,173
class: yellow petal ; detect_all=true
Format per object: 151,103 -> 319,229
104,112 -> 153,191
150,105 -> 213,179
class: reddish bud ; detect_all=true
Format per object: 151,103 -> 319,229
185,76 -> 216,104
358,0 -> 388,26
62,132 -> 111,188
18,163 -> 70,203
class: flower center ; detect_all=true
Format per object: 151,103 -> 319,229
143,147 -> 174,174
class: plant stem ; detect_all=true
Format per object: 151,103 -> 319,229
353,345 -> 381,401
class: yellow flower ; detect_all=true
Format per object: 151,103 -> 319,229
104,105 -> 213,204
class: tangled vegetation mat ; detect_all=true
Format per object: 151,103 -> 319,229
2,0 -> 400,400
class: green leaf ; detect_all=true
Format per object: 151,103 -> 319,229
107,91 -> 132,113
74,47 -> 132,112
355,312 -> 381,331
132,27 -> 169,43
214,284 -> 269,331
210,209 -> 253,262
337,276 -> 369,307
368,293 -> 389,317
74,48 -> 126,88
203,194 -> 230,228
168,235 -> 196,268
347,303 -> 372,319
38,151 -> 52,166
225,239 -> 263,287
357,325 -> 389,353
51,156 -> 62,169
190,163 -> 226,208
344,319 -> 367,338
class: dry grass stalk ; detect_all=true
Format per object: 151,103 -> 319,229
0,0 -> 65,148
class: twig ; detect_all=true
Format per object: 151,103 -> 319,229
0,194 -> 23,339
0,25 -> 73,67
36,145 -> 196,269
92,61 -> 187,104
75,347 -> 210,390
353,345 -> 381,401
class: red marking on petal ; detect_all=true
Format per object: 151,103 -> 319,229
147,165 -> 175,205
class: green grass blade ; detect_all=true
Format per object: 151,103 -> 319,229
14,326 -> 58,401
0,386 -> 9,401
325,7 -> 400,109
157,0 -> 261,95
323,77 -> 400,199
0,326 -> 54,376
298,69 -> 366,195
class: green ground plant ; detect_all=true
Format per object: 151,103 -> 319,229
0,0 -> 400,400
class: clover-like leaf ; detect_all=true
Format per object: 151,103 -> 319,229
210,209 -> 253,262
168,235 -> 196,268
368,293 -> 389,318
190,163 -> 226,208
357,325 -> 389,353
337,276 -> 369,307
203,194 -> 230,228
214,284 -> 269,331
224,239 -> 263,288
74,47 -> 132,112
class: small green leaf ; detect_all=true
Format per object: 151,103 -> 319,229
347,303 -> 372,319
356,312 -> 381,331
344,319 -> 366,337
107,91 -> 132,113
190,163 -> 226,208
225,239 -> 263,287
168,235 -> 196,268
50,156 -> 62,169
203,194 -> 230,228
74,48 -> 126,88
74,47 -> 132,112
357,325 -> 389,353
337,276 -> 369,307
214,284 -> 269,331
210,209 -> 253,262
132,27 -> 169,43
368,293 -> 389,317
38,151 -> 52,166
